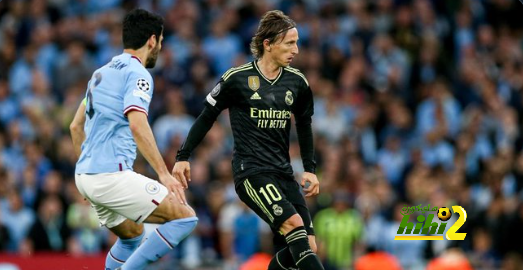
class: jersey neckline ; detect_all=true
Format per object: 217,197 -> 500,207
253,60 -> 283,85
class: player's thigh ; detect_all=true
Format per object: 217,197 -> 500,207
235,175 -> 298,233
145,192 -> 196,223
282,179 -> 316,236
75,171 -> 168,227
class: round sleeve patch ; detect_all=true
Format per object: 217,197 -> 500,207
136,78 -> 151,92
210,83 -> 221,97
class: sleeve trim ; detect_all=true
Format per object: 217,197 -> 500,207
124,105 -> 148,116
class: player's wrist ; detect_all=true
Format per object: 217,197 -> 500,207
303,161 -> 316,174
176,150 -> 190,162
157,168 -> 171,178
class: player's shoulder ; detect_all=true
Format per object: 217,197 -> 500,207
127,59 -> 151,77
221,62 -> 254,81
283,65 -> 309,87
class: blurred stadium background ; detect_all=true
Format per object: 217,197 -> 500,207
1,0 -> 523,269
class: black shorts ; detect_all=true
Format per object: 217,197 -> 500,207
235,173 -> 315,238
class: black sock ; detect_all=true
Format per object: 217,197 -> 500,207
268,247 -> 298,270
285,226 -> 324,270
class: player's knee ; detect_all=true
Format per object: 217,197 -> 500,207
165,198 -> 196,221
280,214 -> 304,235
175,204 -> 196,219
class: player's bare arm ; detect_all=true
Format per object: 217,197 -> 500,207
127,110 -> 187,204
70,101 -> 86,158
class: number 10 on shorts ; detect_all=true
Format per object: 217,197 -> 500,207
259,184 -> 282,205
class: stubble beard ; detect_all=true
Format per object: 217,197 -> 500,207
145,45 -> 160,68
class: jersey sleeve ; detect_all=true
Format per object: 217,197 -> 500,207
176,77 -> 232,161
293,82 -> 314,122
204,77 -> 233,113
123,70 -> 153,116
294,79 -> 316,173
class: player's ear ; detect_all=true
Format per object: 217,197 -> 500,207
148,35 -> 157,49
263,39 -> 271,52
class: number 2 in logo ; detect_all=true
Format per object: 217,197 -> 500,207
446,206 -> 467,240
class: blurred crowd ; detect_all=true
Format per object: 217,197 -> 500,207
1,0 -> 523,269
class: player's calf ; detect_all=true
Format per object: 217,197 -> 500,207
268,247 -> 298,270
106,220 -> 146,269
121,193 -> 198,269
105,232 -> 144,270
278,214 -> 324,270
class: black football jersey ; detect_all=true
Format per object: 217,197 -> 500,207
205,61 -> 314,180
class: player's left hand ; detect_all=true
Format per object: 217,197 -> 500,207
301,172 -> 320,197
172,161 -> 191,189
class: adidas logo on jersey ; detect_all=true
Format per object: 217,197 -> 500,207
250,92 -> 261,100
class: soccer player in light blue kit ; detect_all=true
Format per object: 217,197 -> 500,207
69,9 -> 197,270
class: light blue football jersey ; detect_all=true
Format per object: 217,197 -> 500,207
75,53 -> 153,174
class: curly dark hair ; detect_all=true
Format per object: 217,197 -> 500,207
250,10 -> 296,59
122,9 -> 164,49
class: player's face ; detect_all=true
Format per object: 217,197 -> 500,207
270,27 -> 299,67
146,34 -> 163,68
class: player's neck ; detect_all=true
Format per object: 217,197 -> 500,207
256,57 -> 281,80
123,49 -> 147,67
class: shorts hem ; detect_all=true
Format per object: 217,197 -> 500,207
135,191 -> 169,224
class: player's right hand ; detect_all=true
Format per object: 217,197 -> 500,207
159,174 -> 187,205
172,161 -> 191,189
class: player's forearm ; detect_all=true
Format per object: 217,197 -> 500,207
176,106 -> 220,161
296,118 -> 316,173
70,103 -> 86,159
129,112 -> 169,176
71,128 -> 85,158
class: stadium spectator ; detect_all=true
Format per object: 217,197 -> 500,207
153,89 -> 195,154
218,199 -> 271,268
66,188 -> 104,254
314,190 -> 364,269
24,195 -> 71,252
0,210 -> 10,252
2,190 -> 33,252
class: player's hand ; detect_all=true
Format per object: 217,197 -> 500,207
172,161 -> 191,189
159,174 -> 187,205
301,172 -> 320,197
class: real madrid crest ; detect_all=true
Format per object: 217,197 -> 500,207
273,204 -> 283,216
248,76 -> 260,91
285,90 -> 294,105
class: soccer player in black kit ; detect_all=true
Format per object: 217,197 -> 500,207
172,10 -> 324,270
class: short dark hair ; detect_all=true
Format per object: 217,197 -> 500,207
250,10 -> 296,59
122,9 -> 164,50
